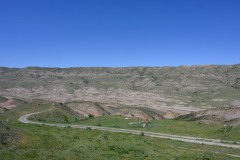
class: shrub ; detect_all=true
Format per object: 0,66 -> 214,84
64,116 -> 69,123
88,114 -> 94,118
218,125 -> 232,133
85,127 -> 92,130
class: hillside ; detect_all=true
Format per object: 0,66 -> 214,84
0,96 -> 26,113
0,65 -> 240,122
1,66 -> 240,159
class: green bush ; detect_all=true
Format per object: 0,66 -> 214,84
88,114 -> 94,118
218,125 -> 232,133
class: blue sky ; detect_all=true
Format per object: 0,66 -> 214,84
0,0 -> 239,67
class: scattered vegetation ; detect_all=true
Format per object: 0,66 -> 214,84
0,121 -> 18,146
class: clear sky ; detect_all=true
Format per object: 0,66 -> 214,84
0,0 -> 239,68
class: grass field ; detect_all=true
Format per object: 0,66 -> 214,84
28,105 -> 240,142
1,103 -> 240,159
76,116 -> 240,142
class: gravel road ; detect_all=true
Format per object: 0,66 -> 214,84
19,110 -> 240,151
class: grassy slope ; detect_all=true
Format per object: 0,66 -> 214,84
3,124 -> 240,160
66,115 -> 240,142
1,103 -> 240,159
28,107 -> 240,142
28,104 -> 85,124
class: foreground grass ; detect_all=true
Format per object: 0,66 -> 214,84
1,103 -> 240,159
1,122 -> 240,160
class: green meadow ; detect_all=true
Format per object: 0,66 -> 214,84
1,102 -> 240,160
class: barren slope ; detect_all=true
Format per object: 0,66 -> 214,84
0,65 -> 240,120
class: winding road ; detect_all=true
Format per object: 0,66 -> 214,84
19,110 -> 240,153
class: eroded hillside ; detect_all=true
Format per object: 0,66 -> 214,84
0,65 -> 240,121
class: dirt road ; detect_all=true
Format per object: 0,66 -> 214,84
19,110 -> 240,150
